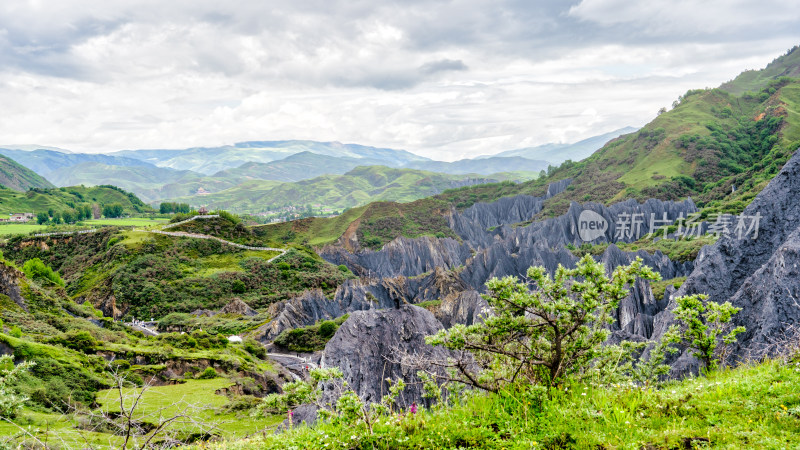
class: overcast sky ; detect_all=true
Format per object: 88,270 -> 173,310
1,0 -> 798,160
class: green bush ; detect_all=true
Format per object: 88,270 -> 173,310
21,258 -> 65,287
62,330 -> 98,352
319,321 -> 337,338
197,367 -> 218,379
243,339 -> 266,359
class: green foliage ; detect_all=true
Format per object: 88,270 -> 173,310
273,315 -> 349,353
160,202 -> 191,214
671,294 -> 746,371
9,326 -> 22,338
0,355 -> 35,419
197,367 -> 218,379
427,255 -> 660,390
102,203 -> 124,218
21,258 -> 65,287
242,339 -> 266,359
61,329 -> 98,352
215,359 -> 800,449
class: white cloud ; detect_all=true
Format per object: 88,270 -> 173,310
0,1 -> 797,160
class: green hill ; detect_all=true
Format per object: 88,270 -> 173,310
245,46 -> 800,250
720,45 -> 800,95
163,166 -> 507,214
0,155 -> 55,191
212,151 -> 387,182
46,162 -> 240,203
0,185 -> 154,216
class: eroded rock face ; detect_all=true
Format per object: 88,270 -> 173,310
220,297 -> 258,316
320,305 -> 452,408
0,261 -> 27,311
652,148 -> 800,372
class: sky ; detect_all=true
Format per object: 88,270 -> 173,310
0,0 -> 798,161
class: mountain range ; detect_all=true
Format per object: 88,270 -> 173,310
0,130 -> 629,211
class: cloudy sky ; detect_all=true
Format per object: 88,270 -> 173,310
1,0 -> 798,160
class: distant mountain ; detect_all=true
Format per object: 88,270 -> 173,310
45,162 -> 240,203
485,127 -> 638,164
0,148 -> 153,177
403,156 -> 549,175
162,166 -> 507,214
212,151 -> 387,182
0,155 -> 55,191
115,140 -> 430,175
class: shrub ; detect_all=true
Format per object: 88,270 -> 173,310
243,339 -> 266,359
426,255 -> 660,390
21,258 -> 65,287
63,330 -> 98,352
9,326 -> 22,338
197,367 -> 218,379
319,321 -> 337,338
671,294 -> 745,372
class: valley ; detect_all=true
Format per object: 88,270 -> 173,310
1,39 -> 800,450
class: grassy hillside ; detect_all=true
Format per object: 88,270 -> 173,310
164,166 -> 507,214
721,45 -> 800,95
1,216 -> 351,318
0,185 -> 154,216
0,155 -> 54,191
0,148 -> 153,177
194,358 -> 800,449
0,255 -> 285,447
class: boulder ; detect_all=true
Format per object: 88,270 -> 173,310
320,305 -> 453,408
651,148 -> 800,372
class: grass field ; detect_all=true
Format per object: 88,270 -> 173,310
83,217 -> 168,227
0,223 -> 48,236
1,379 -> 283,449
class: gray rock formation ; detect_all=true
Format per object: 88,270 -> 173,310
320,305 -> 453,408
0,262 -> 27,311
257,267 -> 474,342
219,297 -> 258,316
652,148 -> 800,371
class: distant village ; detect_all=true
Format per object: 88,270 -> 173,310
0,212 -> 34,223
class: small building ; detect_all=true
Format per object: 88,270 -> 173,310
198,206 -> 209,214
227,335 -> 243,343
9,213 -> 34,222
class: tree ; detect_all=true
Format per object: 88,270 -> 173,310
0,355 -> 35,419
671,294 -> 745,372
657,106 -> 667,115
102,203 -> 124,218
36,212 -> 48,225
425,255 -> 660,390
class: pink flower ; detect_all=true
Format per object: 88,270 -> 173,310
410,403 -> 417,414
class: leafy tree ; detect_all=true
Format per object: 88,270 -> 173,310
102,203 -> 124,218
426,255 -> 660,390
671,294 -> 745,372
36,212 -> 48,225
0,355 -> 35,419
22,258 -> 65,287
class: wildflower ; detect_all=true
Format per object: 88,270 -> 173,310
410,402 -> 418,414
351,435 -> 357,440
581,393 -> 586,396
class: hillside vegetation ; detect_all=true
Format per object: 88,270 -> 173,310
0,155 -> 54,192
163,166 -> 510,214
0,185 -> 153,216
2,215 -> 351,318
